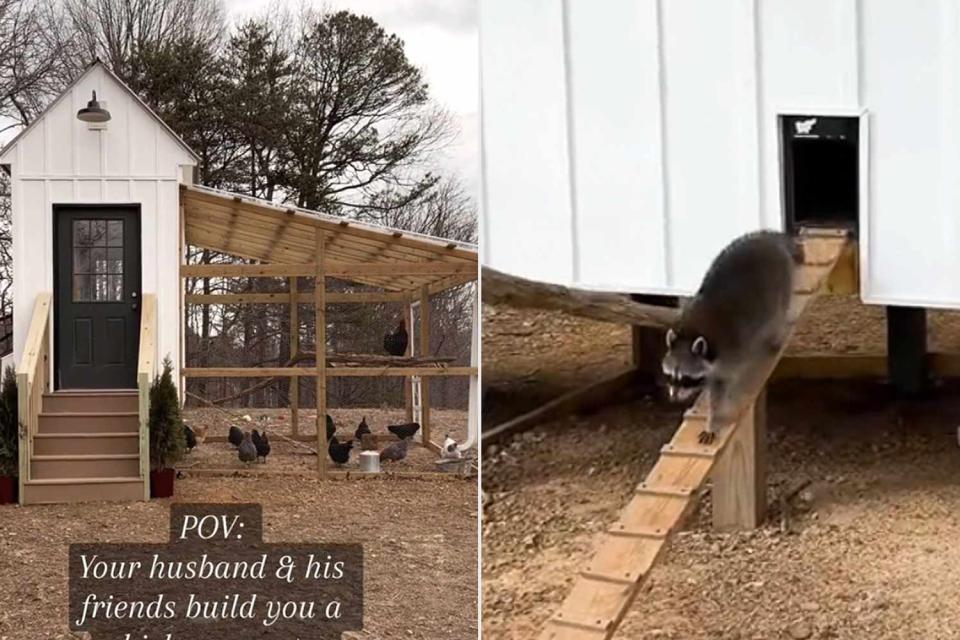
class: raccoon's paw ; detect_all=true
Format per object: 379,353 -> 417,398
698,429 -> 717,445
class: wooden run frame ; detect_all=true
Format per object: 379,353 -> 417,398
180,184 -> 479,479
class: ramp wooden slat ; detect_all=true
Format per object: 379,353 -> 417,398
538,235 -> 847,640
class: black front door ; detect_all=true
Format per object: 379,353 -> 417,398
55,205 -> 141,389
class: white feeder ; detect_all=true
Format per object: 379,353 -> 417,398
359,451 -> 380,473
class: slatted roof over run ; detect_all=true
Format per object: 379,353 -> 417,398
181,184 -> 478,292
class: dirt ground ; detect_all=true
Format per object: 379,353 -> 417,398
182,407 -> 470,474
483,295 -> 960,640
0,473 -> 477,639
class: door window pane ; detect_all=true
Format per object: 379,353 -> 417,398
72,218 -> 123,302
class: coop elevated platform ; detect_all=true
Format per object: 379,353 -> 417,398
537,231 -> 849,640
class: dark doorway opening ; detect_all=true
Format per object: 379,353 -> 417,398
53,204 -> 141,389
781,115 -> 859,235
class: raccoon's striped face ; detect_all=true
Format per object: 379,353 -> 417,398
662,329 -> 713,402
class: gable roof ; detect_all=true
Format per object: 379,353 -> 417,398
0,59 -> 199,163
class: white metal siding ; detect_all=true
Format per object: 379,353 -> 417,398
4,64 -> 195,385
481,0 -> 960,308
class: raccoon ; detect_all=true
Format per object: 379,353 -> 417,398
662,230 -> 803,444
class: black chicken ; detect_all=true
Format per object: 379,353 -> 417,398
383,319 -> 408,356
388,422 -> 420,440
326,414 -> 336,442
184,424 -> 197,452
251,429 -> 270,463
228,425 -> 244,448
355,416 -> 371,442
328,436 -> 354,466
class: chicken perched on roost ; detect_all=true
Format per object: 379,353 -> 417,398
383,319 -> 408,356
238,432 -> 257,466
228,425 -> 244,448
379,437 -> 409,463
388,422 -> 420,440
251,429 -> 270,463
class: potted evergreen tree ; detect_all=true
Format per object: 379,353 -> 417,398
0,366 -> 18,504
149,357 -> 186,498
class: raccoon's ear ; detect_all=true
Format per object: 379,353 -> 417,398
691,336 -> 709,357
665,328 -> 677,348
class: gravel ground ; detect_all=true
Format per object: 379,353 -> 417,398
0,475 -> 477,640
482,294 -> 960,640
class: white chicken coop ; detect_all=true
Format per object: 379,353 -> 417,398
480,0 -> 960,311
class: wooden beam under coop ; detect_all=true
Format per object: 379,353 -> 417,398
482,266 -> 681,327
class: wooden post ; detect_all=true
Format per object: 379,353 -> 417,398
403,299 -> 414,422
886,305 -> 927,397
289,276 -> 299,437
419,285 -> 431,447
629,294 -> 678,387
315,232 -> 327,478
712,388 -> 767,530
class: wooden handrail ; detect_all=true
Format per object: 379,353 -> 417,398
137,294 -> 157,500
16,292 -> 51,503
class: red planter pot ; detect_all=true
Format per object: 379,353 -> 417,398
0,475 -> 17,504
150,468 -> 175,498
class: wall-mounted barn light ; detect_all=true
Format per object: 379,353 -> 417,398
76,90 -> 110,123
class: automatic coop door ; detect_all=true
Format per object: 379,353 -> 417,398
781,115 -> 859,236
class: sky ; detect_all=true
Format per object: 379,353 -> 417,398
224,0 -> 481,201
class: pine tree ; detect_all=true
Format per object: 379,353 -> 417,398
0,366 -> 17,476
149,357 -> 186,469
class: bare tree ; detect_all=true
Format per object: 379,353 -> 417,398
61,0 -> 226,78
0,0 -> 73,128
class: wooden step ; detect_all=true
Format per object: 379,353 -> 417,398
37,412 -> 138,434
43,391 -> 137,414
33,432 -> 140,455
31,454 -> 140,479
21,477 -> 144,505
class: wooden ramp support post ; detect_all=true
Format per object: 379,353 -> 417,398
711,388 -> 767,530
315,231 -> 327,478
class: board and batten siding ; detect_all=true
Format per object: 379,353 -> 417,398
481,0 -> 960,308
1,63 -> 196,384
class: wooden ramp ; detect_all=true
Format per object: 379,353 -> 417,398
538,231 -> 849,640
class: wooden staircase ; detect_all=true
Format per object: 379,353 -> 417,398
21,390 -> 144,504
17,292 -> 156,505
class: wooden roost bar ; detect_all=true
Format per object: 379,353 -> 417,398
178,184 -> 478,478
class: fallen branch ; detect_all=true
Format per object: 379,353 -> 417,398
482,266 -> 680,327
